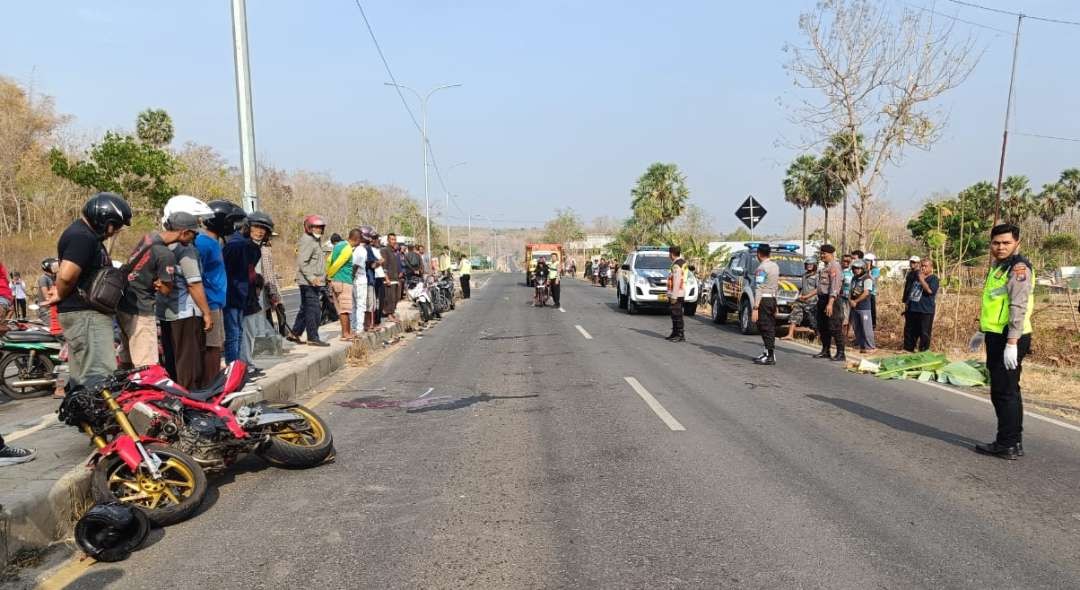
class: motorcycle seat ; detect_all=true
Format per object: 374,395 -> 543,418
185,372 -> 227,402
183,361 -> 248,402
3,331 -> 57,343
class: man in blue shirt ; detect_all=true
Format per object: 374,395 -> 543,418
196,228 -> 227,386
902,257 -> 939,351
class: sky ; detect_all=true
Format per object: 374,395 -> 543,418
3,0 -> 1079,234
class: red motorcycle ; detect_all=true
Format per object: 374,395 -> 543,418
114,361 -> 334,473
59,373 -> 208,527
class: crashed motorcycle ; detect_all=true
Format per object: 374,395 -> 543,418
407,277 -> 436,322
116,361 -> 335,473
58,373 -> 208,527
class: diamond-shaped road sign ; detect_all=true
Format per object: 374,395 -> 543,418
735,195 -> 766,230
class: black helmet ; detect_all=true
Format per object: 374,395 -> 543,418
74,502 -> 150,562
204,200 -> 247,236
247,211 -> 274,232
82,192 -> 132,237
41,257 -> 59,274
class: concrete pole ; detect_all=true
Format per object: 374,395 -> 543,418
231,0 -> 259,213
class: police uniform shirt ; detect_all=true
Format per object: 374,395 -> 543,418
754,259 -> 780,307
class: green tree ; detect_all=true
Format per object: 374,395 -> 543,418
907,182 -> 995,266
630,162 -> 689,240
542,207 -> 586,245
811,153 -> 844,244
823,133 -> 868,252
998,175 -> 1033,225
49,131 -> 178,209
783,154 -> 818,253
1034,183 -> 1067,234
135,108 -> 175,148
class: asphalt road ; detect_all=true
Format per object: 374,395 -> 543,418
47,274 -> 1080,589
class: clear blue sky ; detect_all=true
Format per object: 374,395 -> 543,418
3,1 -> 1078,234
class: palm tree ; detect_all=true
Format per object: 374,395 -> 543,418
1035,183 -> 1067,234
631,163 -> 690,240
783,154 -> 818,253
135,108 -> 175,148
999,175 -> 1034,225
811,155 -> 844,245
823,133 -> 868,253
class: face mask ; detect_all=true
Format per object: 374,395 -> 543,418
312,230 -> 323,239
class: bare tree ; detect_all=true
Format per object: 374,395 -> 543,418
785,0 -> 980,249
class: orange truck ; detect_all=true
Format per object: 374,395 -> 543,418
524,243 -> 565,287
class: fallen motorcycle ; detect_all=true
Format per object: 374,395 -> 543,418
116,361 -> 335,472
58,373 -> 208,527
407,277 -> 435,322
0,319 -> 62,400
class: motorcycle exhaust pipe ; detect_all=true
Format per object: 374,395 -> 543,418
10,378 -> 56,388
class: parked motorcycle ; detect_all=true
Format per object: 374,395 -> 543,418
407,278 -> 435,322
58,372 -> 208,527
116,361 -> 335,473
437,272 -> 456,311
0,319 -> 63,400
427,275 -> 451,316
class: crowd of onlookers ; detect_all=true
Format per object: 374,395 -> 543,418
0,190 -> 471,466
783,248 -> 940,358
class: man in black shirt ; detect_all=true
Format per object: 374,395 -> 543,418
48,193 -> 132,388
117,231 -> 180,369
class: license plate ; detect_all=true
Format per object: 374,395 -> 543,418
658,294 -> 668,302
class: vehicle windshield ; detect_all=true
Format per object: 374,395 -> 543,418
774,254 -> 804,276
635,255 -> 670,270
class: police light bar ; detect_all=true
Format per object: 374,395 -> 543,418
636,246 -> 669,252
744,242 -> 799,252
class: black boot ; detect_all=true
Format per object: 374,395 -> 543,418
754,350 -> 776,365
812,350 -> 831,359
831,352 -> 846,362
974,441 -> 1020,460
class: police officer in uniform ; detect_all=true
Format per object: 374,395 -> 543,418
666,246 -> 687,342
548,257 -> 561,308
975,223 -> 1034,460
812,244 -> 845,361
751,244 -> 780,365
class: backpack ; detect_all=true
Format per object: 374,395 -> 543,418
79,238 -> 153,315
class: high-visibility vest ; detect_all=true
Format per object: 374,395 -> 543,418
980,263 -> 1034,334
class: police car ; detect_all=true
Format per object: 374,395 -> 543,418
706,243 -> 805,334
615,247 -> 700,316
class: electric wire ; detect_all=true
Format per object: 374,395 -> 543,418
898,0 -> 1014,34
945,0 -> 1080,27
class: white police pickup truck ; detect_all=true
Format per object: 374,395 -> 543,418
615,247 -> 700,316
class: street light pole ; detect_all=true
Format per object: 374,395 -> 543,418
383,82 -> 461,254
230,0 -> 258,213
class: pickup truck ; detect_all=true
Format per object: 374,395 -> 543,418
615,247 -> 700,316
706,243 -> 805,334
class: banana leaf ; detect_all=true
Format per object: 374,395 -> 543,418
873,352 -> 949,380
937,360 -> 988,387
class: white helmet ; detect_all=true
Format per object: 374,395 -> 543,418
161,195 -> 214,227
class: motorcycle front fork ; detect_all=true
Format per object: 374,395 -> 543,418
87,389 -> 164,478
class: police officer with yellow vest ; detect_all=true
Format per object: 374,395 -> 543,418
666,246 -> 688,342
975,223 -> 1034,460
547,257 -> 561,308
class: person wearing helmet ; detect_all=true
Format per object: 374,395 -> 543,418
49,192 -> 131,388
289,215 -> 329,346
195,201 -> 243,385
223,211 -> 269,363
156,211 -> 213,390
782,257 -> 819,341
36,258 -> 60,326
865,252 -> 880,329
848,258 -> 876,353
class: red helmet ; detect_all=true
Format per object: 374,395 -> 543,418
303,215 -> 327,233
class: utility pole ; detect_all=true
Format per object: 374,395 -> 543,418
467,214 -> 472,260
230,0 -> 258,213
994,14 -> 1023,226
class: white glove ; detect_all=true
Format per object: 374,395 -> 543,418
1003,343 -> 1019,370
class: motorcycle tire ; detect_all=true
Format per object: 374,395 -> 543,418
259,404 -> 335,469
0,351 -> 55,400
419,301 -> 432,323
91,444 -> 207,528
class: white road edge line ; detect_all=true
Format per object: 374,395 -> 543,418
624,377 -> 686,431
4,413 -> 57,443
778,338 -> 1080,435
575,325 -> 593,340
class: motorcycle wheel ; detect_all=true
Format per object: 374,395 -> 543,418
0,351 -> 55,400
91,444 -> 207,528
259,404 -> 335,469
419,301 -> 432,322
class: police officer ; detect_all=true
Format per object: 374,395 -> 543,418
548,257 -> 561,307
666,246 -> 687,342
782,257 -> 818,341
751,244 -> 780,365
813,244 -> 845,361
974,223 -> 1033,460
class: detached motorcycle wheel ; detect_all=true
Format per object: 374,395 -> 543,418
91,444 -> 207,528
260,404 -> 335,469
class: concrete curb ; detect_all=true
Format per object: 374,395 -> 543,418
1,306 -> 424,565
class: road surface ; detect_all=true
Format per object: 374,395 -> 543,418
47,273 -> 1080,589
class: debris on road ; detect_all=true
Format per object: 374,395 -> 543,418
852,351 -> 989,386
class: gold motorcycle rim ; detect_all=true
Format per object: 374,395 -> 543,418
269,407 -> 326,447
108,456 -> 198,510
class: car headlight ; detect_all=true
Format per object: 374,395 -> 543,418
635,276 -> 650,287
